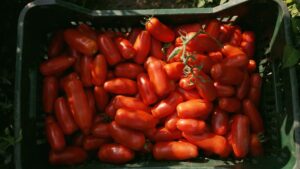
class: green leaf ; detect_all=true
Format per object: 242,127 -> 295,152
282,44 -> 300,68
167,47 -> 182,61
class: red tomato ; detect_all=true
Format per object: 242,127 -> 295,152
60,73 -> 79,90
188,54 -> 213,74
183,132 -> 230,157
109,121 -> 145,151
85,89 -> 96,116
92,123 -> 111,138
145,57 -> 172,97
177,99 -> 213,119
112,95 -> 148,112
114,63 -> 144,79
77,23 -> 97,40
153,141 -> 198,160
93,114 -> 105,124
64,29 -> 98,56
151,91 -> 183,119
166,44 -> 182,63
205,19 -> 221,39
137,73 -> 158,105
68,48 -> 82,74
105,100 -> 117,118
91,54 -> 107,86
250,73 -> 262,89
73,134 -> 84,146
45,116 -> 66,152
107,71 -> 115,80
179,75 -> 195,90
98,34 -> 122,65
194,70 -> 217,101
115,108 -> 156,131
49,147 -> 87,165
241,41 -> 255,58
128,28 -> 143,44
211,63 -> 244,85
98,144 -> 135,164
250,134 -> 264,157
83,135 -> 108,151
80,55 -> 93,87
236,72 -> 250,100
150,37 -> 164,60
176,119 -> 207,135
164,113 -> 179,131
186,33 -> 220,53
211,108 -> 229,136
208,51 -> 223,63
247,59 -> 257,73
164,62 -> 184,80
242,31 -> 255,43
54,97 -> 78,135
219,97 -> 241,113
134,30 -> 151,64
145,17 -> 175,42
40,56 -> 75,76
152,127 -> 182,142
43,76 -> 58,113
48,31 -> 64,58
243,99 -> 264,133
231,114 -> 250,158
177,88 -> 201,100
248,87 -> 261,106
64,78 -> 93,134
104,78 -> 137,95
229,27 -> 242,46
221,44 -> 248,67
94,86 -> 109,111
115,37 -> 136,59
218,24 -> 234,43
213,82 -> 235,97
175,23 -> 202,36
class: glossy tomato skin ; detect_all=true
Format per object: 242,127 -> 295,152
247,59 -> 257,73
194,70 -> 217,101
128,28 -> 143,44
104,78 -> 137,95
68,48 -> 82,74
177,99 -> 213,119
98,144 -> 135,164
250,73 -> 262,89
236,72 -> 250,100
48,31 -> 64,58
174,23 -> 202,36
219,97 -> 241,113
164,113 -> 179,131
109,121 -> 145,151
83,135 -> 109,151
43,76 -> 59,113
45,116 -> 66,152
80,55 -> 93,87
60,73 -> 80,90
49,146 -> 87,165
211,63 -> 244,85
186,33 -> 220,53
115,108 -> 156,131
221,44 -> 248,67
176,119 -> 207,135
205,19 -> 221,39
134,30 -> 151,64
242,31 -> 255,43
98,34 -> 122,65
213,82 -> 235,97
94,86 -> 109,111
211,108 -> 229,136
152,127 -> 182,142
208,51 -> 223,63
248,87 -> 261,106
145,57 -> 172,97
85,89 -> 96,117
164,62 -> 184,80
177,88 -> 201,101
146,17 -> 175,42
137,73 -> 158,105
179,75 -> 195,90
40,56 -> 75,76
250,134 -> 264,157
92,123 -> 111,138
91,54 -> 107,86
77,23 -> 98,40
64,29 -> 98,56
151,91 -> 183,119
153,141 -> 198,160
150,37 -> 164,60
188,54 -> 213,74
218,24 -> 234,43
105,100 -> 117,118
243,99 -> 264,133
183,132 -> 230,157
112,95 -> 148,111
115,37 -> 136,59
229,27 -> 242,46
54,97 -> 78,135
241,41 -> 254,58
114,63 -> 144,79
64,78 -> 93,134
231,114 -> 250,158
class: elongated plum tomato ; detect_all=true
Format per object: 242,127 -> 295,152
40,56 -> 75,76
188,54 -> 213,74
92,123 -> 111,138
164,62 -> 184,80
229,27 -> 242,46
186,33 -> 220,53
213,82 -> 235,97
134,30 -> 151,64
64,29 -> 98,56
98,144 -> 135,164
98,34 -> 122,65
79,55 -> 93,87
179,75 -> 195,90
211,63 -> 244,85
43,76 -> 59,113
219,97 -> 241,113
85,89 -> 96,117
221,44 -> 248,68
94,86 -> 109,111
48,31 -> 64,58
250,134 -> 264,157
145,17 -> 175,42
211,107 -> 228,136
137,73 -> 158,105
164,113 -> 179,131
104,78 -> 137,95
49,146 -> 87,165
236,72 -> 250,100
152,127 -> 182,142
242,99 -> 264,133
194,70 -> 217,101
115,37 -> 136,59
91,54 -> 107,86
153,141 -> 198,160
112,95 -> 148,111
176,119 -> 207,135
177,88 -> 201,101
205,19 -> 221,39
114,63 -> 144,79
82,135 -> 108,151
45,116 -> 66,152
177,99 -> 213,119
150,37 -> 164,60
77,23 -> 98,40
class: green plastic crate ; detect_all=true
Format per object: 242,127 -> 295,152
14,0 -> 300,168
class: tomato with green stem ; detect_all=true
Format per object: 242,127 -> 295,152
145,17 -> 175,42
179,75 -> 195,90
